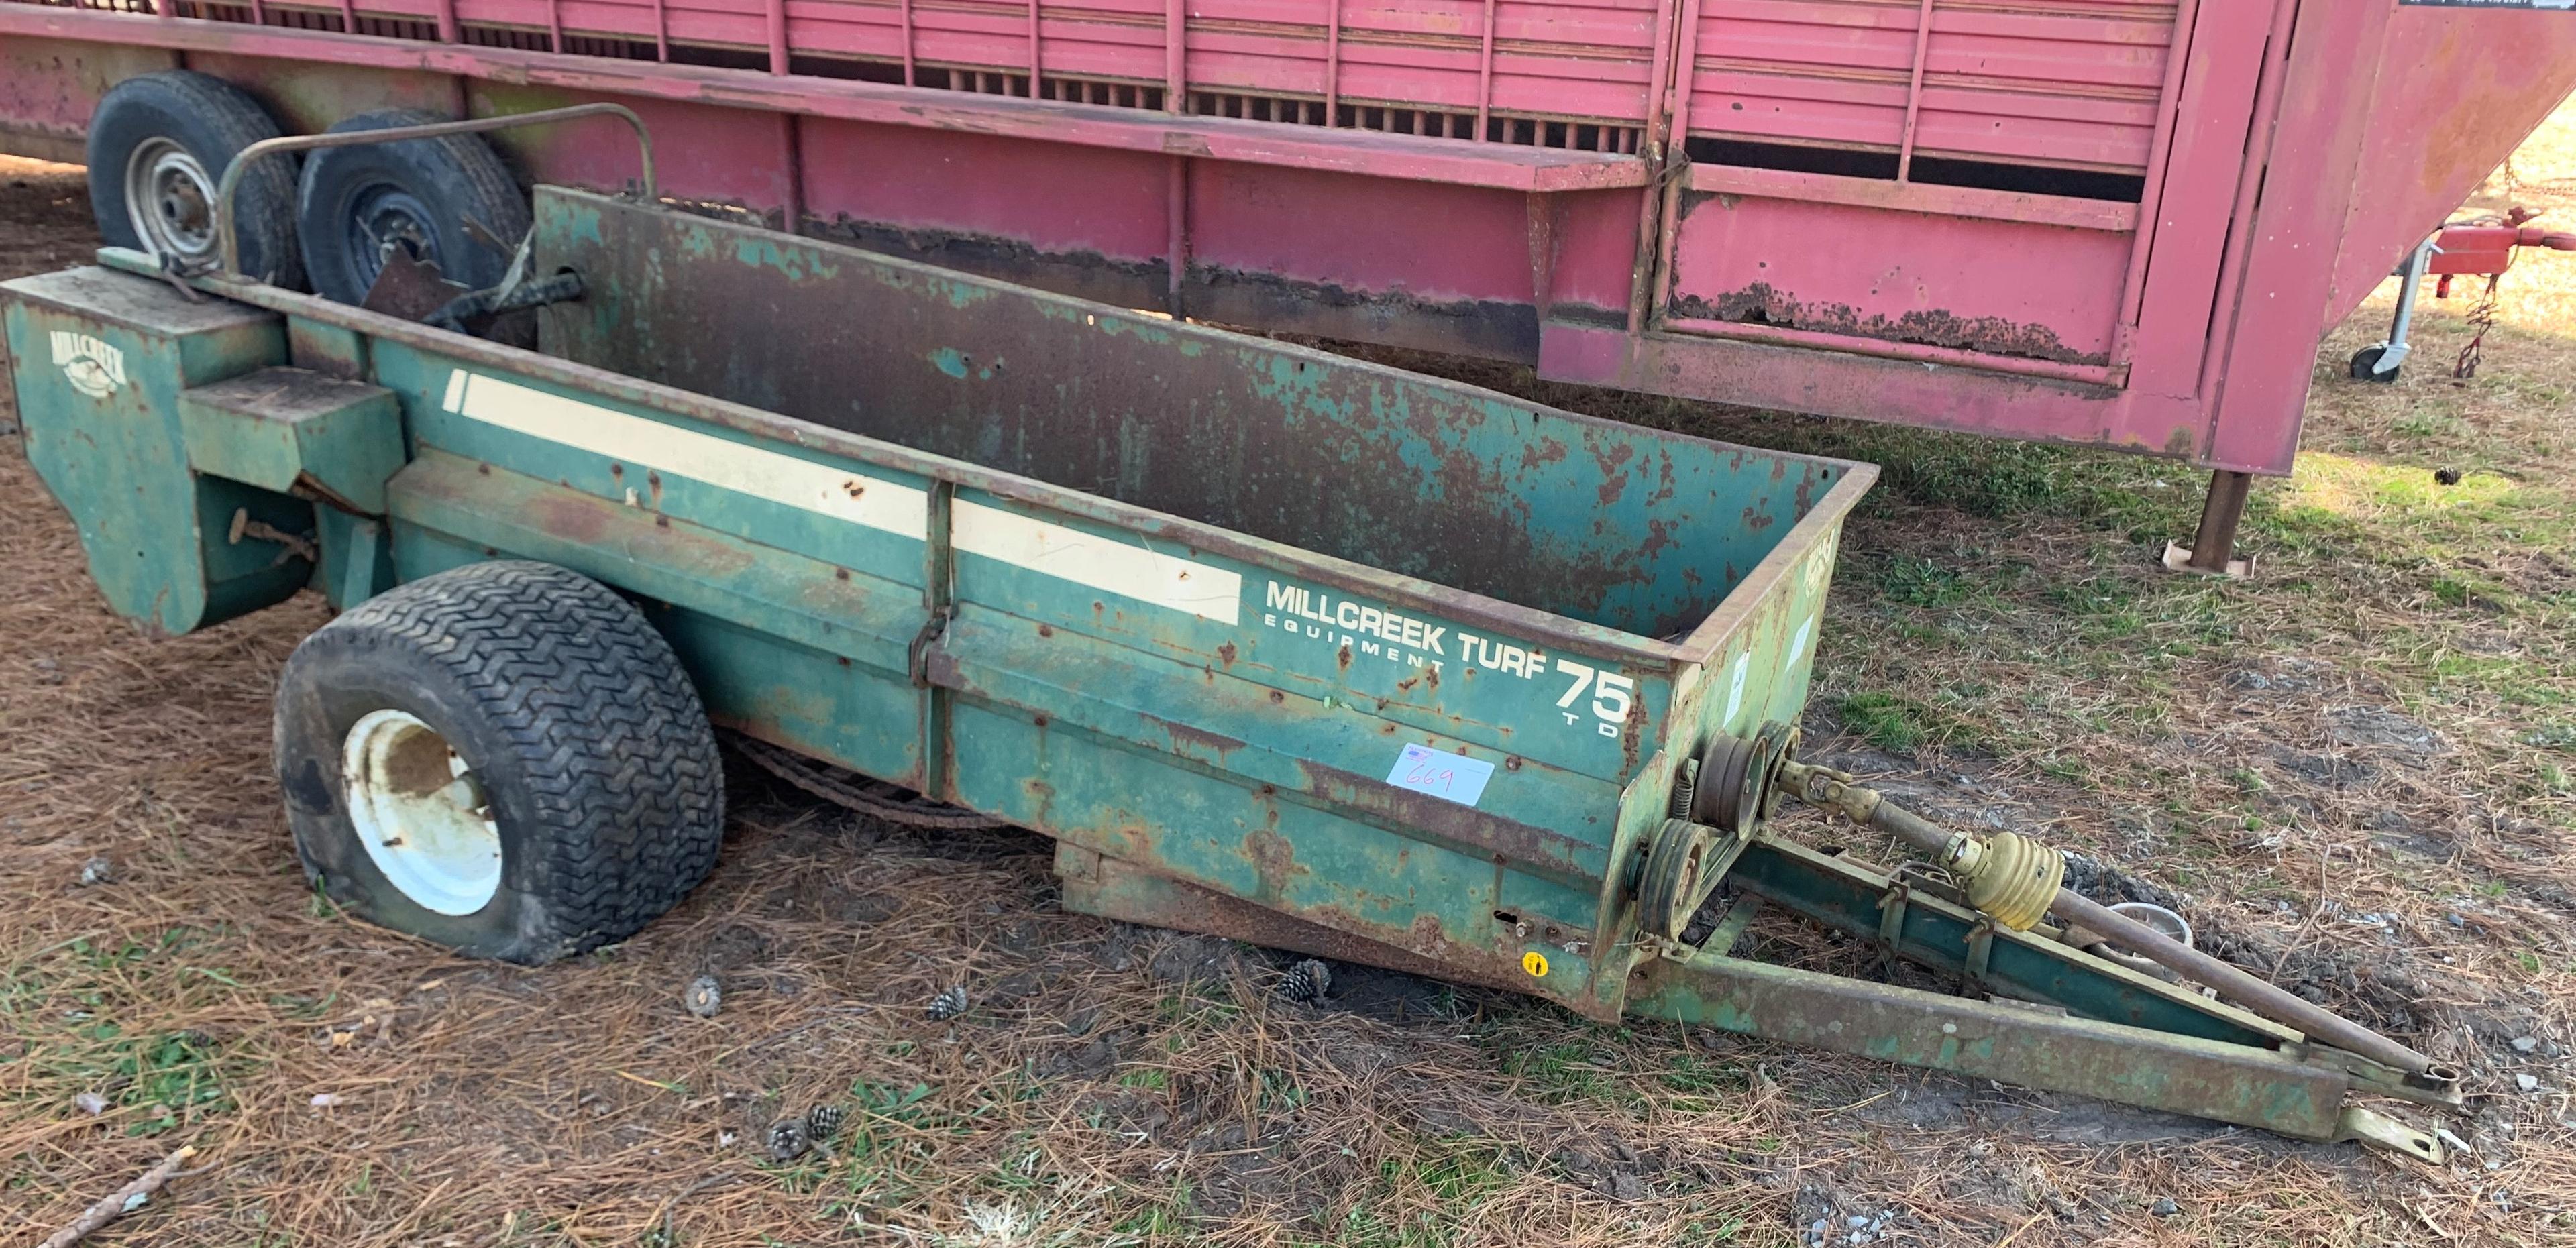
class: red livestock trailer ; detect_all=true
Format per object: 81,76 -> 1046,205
2,0 -> 2571,569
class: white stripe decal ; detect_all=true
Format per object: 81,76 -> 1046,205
954,500 -> 1242,624
441,370 -> 929,540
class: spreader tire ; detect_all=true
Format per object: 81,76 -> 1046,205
85,71 -> 303,286
295,108 -> 530,305
273,561 -> 724,963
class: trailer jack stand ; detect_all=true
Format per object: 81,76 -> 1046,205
2163,469 -> 2256,578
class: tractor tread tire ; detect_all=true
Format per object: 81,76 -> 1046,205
275,561 -> 724,962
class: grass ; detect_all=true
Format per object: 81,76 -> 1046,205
5,91 -> 2576,1248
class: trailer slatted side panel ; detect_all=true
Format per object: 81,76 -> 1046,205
164,0 -> 1655,137
1687,0 -> 2176,175
156,0 -> 2181,172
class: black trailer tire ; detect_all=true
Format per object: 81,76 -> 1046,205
2349,345 -> 2398,384
274,561 -> 726,964
295,109 -> 531,306
85,71 -> 304,287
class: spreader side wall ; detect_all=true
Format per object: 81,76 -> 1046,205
355,338 -> 1684,1020
529,190 -> 1844,640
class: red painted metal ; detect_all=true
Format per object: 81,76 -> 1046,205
1894,0 -> 1935,180
1658,314 -> 2125,388
1322,0 -> 1339,121
2430,221 -> 2576,278
2326,7 -> 2576,326
2109,0 -> 2198,367
0,0 -> 2570,484
2199,0 -> 2372,476
1690,165 -> 2135,232
1474,0 -> 1495,139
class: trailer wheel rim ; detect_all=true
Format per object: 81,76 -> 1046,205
123,138 -> 217,262
341,708 -> 503,916
345,184 -> 440,294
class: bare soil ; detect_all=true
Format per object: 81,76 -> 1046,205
5,95 -> 2575,1247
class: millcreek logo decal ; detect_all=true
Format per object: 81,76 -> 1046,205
50,331 -> 127,399
1260,579 -> 1638,738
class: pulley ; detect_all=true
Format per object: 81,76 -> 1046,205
1690,720 -> 1795,834
1635,817 -> 1721,942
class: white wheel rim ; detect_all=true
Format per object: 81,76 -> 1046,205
342,709 -> 503,916
123,138 -> 218,262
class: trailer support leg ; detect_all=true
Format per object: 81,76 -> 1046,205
2163,469 -> 2255,577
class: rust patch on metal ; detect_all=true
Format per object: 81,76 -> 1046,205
1068,856 -> 1540,997
1590,439 -> 1637,507
1244,828 -> 1302,901
1671,286 -> 2108,367
1619,692 -> 1648,781
289,471 -> 368,516
1518,437 -> 1569,471
1152,715 -> 1246,764
1295,758 -> 1599,885
1190,264 -> 1544,364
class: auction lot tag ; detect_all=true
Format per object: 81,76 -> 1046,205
1385,743 -> 1495,807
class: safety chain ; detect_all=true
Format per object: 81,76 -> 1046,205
2454,272 -> 2502,380
729,734 -> 1009,830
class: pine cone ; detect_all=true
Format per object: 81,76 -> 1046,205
1278,958 -> 1332,1005
805,1103 -> 846,1142
926,985 -> 969,1022
765,1117 -> 809,1161
682,975 -> 722,1019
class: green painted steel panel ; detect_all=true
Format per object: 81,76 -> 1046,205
530,190 -> 1845,643
1,268 -> 305,633
386,451 -> 929,786
178,367 -> 407,513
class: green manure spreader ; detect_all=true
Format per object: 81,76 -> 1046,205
1,111 -> 2462,1160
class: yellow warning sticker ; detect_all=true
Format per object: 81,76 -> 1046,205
1522,951 -> 1550,978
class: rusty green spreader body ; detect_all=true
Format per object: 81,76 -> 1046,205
2,188 -> 2455,1152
